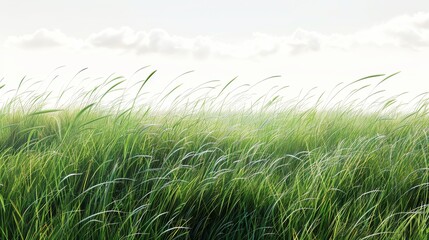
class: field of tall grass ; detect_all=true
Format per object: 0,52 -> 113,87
0,70 -> 428,239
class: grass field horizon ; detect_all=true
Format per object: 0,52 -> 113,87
1,71 -> 429,239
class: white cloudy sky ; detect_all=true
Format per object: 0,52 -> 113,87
1,0 -> 429,98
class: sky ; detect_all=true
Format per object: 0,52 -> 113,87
1,1 -> 429,103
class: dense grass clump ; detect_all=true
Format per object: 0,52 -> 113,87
0,72 -> 429,239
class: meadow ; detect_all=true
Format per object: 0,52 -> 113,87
0,71 -> 428,239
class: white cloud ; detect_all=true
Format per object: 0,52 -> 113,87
4,28 -> 81,49
375,12 -> 429,48
337,12 -> 429,49
240,33 -> 282,57
287,29 -> 323,55
3,12 -> 429,57
192,37 -> 213,59
137,29 -> 191,55
282,12 -> 429,52
87,27 -> 139,50
87,27 -> 210,57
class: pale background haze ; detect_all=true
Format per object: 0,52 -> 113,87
1,1 -> 429,101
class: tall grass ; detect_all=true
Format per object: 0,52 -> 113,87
0,70 -> 428,239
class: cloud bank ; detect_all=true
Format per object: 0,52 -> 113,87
5,29 -> 82,49
4,12 -> 429,58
